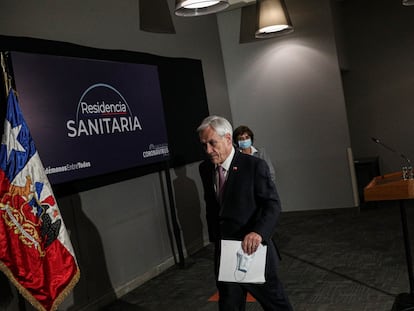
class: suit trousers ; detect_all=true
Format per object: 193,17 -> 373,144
214,241 -> 293,311
216,275 -> 293,311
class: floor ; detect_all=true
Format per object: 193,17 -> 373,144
103,203 -> 414,311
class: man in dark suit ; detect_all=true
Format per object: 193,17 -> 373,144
197,115 -> 293,311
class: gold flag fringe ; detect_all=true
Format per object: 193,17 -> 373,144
0,53 -> 81,310
51,268 -> 80,311
0,260 -> 80,311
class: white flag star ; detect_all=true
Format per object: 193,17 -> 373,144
31,205 -> 38,216
1,119 -> 26,161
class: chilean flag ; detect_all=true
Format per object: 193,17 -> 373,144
0,90 -> 80,311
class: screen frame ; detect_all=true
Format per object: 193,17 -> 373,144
0,35 -> 209,196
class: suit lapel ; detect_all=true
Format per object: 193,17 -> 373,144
206,161 -> 216,193
220,151 -> 241,205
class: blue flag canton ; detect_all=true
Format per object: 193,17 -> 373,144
0,91 -> 37,182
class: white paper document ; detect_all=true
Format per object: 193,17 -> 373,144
218,239 -> 267,284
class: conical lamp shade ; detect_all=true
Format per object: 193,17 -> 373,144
255,0 -> 293,38
175,0 -> 229,16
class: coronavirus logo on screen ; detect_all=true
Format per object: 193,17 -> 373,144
66,83 -> 142,137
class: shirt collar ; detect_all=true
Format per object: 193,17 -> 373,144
251,145 -> 258,155
217,147 -> 235,171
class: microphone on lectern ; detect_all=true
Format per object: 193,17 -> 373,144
370,137 -> 411,165
371,137 -> 413,180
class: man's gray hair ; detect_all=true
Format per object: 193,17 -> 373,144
197,115 -> 233,137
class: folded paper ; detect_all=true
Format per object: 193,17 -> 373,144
218,240 -> 267,283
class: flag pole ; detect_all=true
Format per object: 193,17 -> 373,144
0,52 -> 12,94
1,52 -> 26,311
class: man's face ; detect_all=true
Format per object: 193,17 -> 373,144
199,126 -> 233,165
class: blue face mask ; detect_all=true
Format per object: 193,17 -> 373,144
238,139 -> 252,150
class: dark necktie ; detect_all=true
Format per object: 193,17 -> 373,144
217,165 -> 226,200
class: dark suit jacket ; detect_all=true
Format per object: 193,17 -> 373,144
199,150 -> 281,244
199,150 -> 282,278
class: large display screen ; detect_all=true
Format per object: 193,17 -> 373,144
10,51 -> 170,185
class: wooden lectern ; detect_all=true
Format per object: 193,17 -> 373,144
365,171 -> 414,201
364,171 -> 414,311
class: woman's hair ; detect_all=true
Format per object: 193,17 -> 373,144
197,115 -> 233,137
233,125 -> 254,144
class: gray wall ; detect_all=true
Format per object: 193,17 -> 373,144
217,0 -> 355,211
0,0 -> 229,309
339,0 -> 414,174
0,0 -> 362,309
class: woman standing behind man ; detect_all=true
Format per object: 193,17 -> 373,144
233,125 -> 276,184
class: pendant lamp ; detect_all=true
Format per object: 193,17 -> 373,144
175,0 -> 230,16
255,0 -> 293,38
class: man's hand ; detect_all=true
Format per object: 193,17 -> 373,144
242,232 -> 262,255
